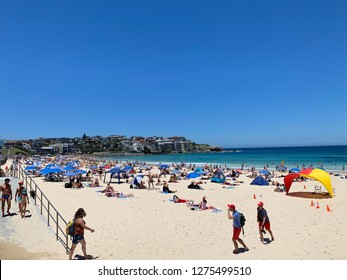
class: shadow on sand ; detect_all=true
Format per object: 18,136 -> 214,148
286,192 -> 332,199
2,212 -> 18,217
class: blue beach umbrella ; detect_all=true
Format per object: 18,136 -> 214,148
25,165 -> 39,171
186,172 -> 201,179
132,176 -> 143,185
90,165 -> 97,169
316,167 -> 326,170
124,166 -> 133,171
40,168 -> 62,175
106,167 -> 122,173
63,165 -> 76,171
64,171 -> 76,176
75,170 -> 87,174
170,169 -> 181,175
158,164 -> 170,169
290,168 -> 301,173
259,170 -> 271,175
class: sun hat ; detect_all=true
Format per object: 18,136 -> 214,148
4,178 -> 10,181
19,181 -> 24,185
227,204 -> 235,209
258,201 -> 264,207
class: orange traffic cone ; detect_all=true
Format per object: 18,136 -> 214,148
253,194 -> 256,199
310,200 -> 315,207
304,185 -> 306,189
327,205 -> 332,212
316,202 -> 320,209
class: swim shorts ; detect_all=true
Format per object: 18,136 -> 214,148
259,222 -> 271,231
2,195 -> 10,200
233,227 -> 241,240
72,234 -> 85,244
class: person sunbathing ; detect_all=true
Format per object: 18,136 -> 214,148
169,175 -> 178,183
193,196 -> 216,210
173,195 -> 193,204
101,183 -> 115,193
162,181 -> 176,193
187,181 -> 202,189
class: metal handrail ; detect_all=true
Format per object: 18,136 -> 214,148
17,165 -> 70,254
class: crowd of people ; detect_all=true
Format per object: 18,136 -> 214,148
1,156 -> 283,259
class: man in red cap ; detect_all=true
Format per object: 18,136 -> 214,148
227,204 -> 249,254
257,202 -> 274,244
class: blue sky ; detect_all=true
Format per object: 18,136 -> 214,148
1,0 -> 346,148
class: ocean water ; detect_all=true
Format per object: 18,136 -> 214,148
97,145 -> 347,172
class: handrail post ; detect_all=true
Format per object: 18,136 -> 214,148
34,185 -> 37,206
40,192 -> 43,215
56,212 -> 59,241
47,202 -> 50,226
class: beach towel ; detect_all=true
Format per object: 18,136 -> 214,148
222,186 -> 235,189
211,209 -> 223,213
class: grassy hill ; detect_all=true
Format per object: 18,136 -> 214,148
1,148 -> 30,156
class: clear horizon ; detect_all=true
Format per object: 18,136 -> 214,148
1,1 -> 346,147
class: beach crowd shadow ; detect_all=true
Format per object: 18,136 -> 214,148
286,192 -> 332,199
3,212 -> 18,217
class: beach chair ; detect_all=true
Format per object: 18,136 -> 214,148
314,186 -> 322,194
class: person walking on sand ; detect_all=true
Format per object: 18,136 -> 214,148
257,201 -> 274,244
15,181 -> 25,214
148,173 -> 155,188
69,208 -> 95,260
19,185 -> 29,218
227,204 -> 249,254
1,178 -> 13,217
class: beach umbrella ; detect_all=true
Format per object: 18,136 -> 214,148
186,172 -> 201,179
236,169 -> 243,174
108,168 -> 125,184
40,168 -> 62,175
106,167 -> 123,173
170,169 -> 181,175
194,168 -> 207,175
49,165 -> 63,171
259,170 -> 271,175
25,165 -> 39,171
315,167 -> 326,171
75,169 -> 87,174
89,165 -> 97,169
63,165 -> 76,171
45,163 -> 55,168
132,176 -> 143,185
158,164 -> 169,169
124,166 -> 133,171
290,168 -> 301,173
64,171 -> 76,176
284,168 -> 333,197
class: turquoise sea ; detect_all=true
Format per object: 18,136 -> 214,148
96,145 -> 347,172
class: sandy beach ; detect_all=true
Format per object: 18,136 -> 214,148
1,158 -> 347,260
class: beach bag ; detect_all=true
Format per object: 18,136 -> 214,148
239,212 -> 246,235
66,220 -> 75,236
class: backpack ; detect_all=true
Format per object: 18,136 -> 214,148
66,220 -> 75,236
239,212 -> 246,235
